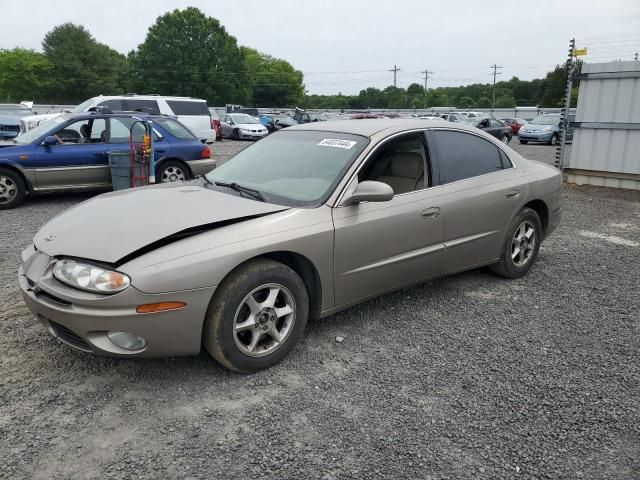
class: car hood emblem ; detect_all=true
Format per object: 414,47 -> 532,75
44,234 -> 56,242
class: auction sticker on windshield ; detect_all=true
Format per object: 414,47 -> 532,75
317,138 -> 357,149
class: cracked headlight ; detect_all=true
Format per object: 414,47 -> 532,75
53,259 -> 130,294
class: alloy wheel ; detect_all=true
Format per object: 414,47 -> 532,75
511,220 -> 536,267
0,175 -> 17,204
161,166 -> 185,183
233,283 -> 296,357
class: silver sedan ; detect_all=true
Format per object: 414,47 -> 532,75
20,119 -> 562,372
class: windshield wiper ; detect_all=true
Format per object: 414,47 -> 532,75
214,181 -> 266,202
197,174 -> 214,186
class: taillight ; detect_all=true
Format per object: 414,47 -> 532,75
200,147 -> 211,159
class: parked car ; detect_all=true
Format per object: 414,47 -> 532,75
502,118 -> 526,134
220,113 -> 269,140
472,117 -> 513,143
208,109 -> 223,141
518,114 -> 575,145
0,112 -> 214,209
20,95 -> 217,144
0,105 -> 33,140
440,113 -> 464,122
293,109 -> 329,123
19,118 -> 561,372
466,111 -> 489,120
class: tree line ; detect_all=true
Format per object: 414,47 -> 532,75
0,7 -> 575,109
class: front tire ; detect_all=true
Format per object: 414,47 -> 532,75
519,139 -> 528,144
0,168 -> 26,210
490,207 -> 542,279
548,133 -> 559,146
203,259 -> 309,373
232,129 -> 240,140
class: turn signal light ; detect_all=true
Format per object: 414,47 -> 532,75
136,302 -> 187,314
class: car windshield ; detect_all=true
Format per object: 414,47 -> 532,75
0,109 -> 31,117
531,115 -> 560,125
205,130 -> 368,207
70,98 -> 96,113
11,116 -> 67,144
231,114 -> 260,124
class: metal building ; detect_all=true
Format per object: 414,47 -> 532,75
566,61 -> 640,190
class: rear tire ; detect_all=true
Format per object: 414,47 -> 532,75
157,160 -> 190,183
203,259 -> 309,373
0,168 -> 26,210
501,134 -> 510,144
490,207 -> 542,279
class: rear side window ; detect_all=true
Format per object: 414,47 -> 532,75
166,101 -> 210,116
154,118 -> 197,140
97,99 -> 123,111
123,99 -> 160,114
109,117 -> 160,144
432,130 -> 505,184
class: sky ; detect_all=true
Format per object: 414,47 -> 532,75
2,0 -> 640,95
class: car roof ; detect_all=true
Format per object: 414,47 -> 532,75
286,118 -> 476,137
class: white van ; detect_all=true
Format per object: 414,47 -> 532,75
20,95 -> 216,143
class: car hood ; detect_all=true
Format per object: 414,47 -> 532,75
21,112 -> 63,124
34,182 -> 289,264
0,115 -> 20,125
521,123 -> 557,130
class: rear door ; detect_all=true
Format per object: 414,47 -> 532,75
165,100 -> 212,140
428,129 -> 525,272
32,117 -> 110,189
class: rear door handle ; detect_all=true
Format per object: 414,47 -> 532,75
421,207 -> 441,219
505,189 -> 520,199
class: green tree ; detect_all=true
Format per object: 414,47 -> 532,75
495,96 -> 516,108
42,23 -> 126,103
457,96 -> 475,108
242,47 -> 303,107
130,7 -> 249,104
0,48 -> 52,102
476,96 -> 491,108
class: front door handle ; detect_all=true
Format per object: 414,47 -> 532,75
505,189 -> 520,199
421,207 -> 441,219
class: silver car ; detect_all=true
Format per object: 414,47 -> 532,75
220,113 -> 268,140
19,119 -> 562,372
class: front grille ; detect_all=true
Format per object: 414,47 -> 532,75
48,320 -> 92,352
0,124 -> 20,132
36,290 -> 72,307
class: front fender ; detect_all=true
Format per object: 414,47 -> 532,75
0,158 -> 36,192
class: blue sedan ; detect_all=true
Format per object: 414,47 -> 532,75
0,112 -> 216,209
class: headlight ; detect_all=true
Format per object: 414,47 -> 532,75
542,126 -> 552,131
53,259 -> 130,293
27,120 -> 39,129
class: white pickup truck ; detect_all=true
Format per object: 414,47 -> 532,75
21,95 -> 216,143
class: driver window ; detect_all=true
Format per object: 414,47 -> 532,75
358,134 -> 429,196
53,119 -> 106,145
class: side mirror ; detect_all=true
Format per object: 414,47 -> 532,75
42,136 -> 57,146
342,181 -> 394,206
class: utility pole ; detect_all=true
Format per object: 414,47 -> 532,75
388,65 -> 401,87
490,64 -> 502,115
556,38 -> 576,170
421,68 -> 432,110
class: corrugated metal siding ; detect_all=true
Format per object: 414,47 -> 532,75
568,61 -> 640,177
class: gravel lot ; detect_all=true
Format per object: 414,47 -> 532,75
1,140 -> 639,480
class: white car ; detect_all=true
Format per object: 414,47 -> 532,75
220,113 -> 269,140
20,95 -> 216,144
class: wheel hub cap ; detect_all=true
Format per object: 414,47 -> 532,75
511,220 -> 536,267
233,283 -> 296,357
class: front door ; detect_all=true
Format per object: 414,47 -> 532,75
32,117 -> 109,190
332,133 -> 445,307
